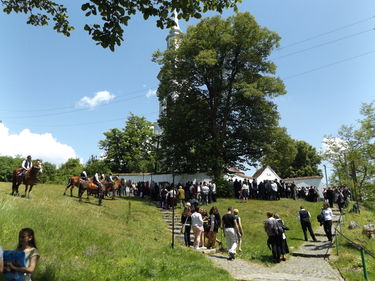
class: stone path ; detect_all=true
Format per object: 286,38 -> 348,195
158,204 -> 344,281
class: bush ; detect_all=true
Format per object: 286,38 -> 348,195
216,178 -> 233,198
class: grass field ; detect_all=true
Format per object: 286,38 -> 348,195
0,182 -> 233,281
329,202 -> 375,281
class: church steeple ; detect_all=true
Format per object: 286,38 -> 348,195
166,10 -> 182,49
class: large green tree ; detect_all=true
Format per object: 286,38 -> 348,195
323,102 -> 375,201
154,12 -> 286,179
99,114 -> 156,173
1,0 -> 241,50
261,129 -> 322,178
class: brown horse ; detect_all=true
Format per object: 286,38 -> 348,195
12,161 -> 43,198
78,180 -> 103,206
101,179 -> 122,199
63,176 -> 81,197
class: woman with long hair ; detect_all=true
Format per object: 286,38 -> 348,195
4,228 -> 40,281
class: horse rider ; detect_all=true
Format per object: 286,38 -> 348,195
100,174 -> 105,181
106,173 -> 114,182
80,171 -> 88,181
18,155 -> 32,180
94,173 -> 103,191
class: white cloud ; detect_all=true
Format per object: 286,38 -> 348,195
76,90 -> 115,109
0,123 -> 77,166
146,89 -> 157,98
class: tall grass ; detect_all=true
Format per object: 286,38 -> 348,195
329,202 -> 375,281
0,183 -> 233,281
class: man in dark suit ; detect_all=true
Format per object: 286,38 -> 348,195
298,206 -> 318,242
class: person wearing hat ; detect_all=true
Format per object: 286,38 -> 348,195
177,185 -> 185,208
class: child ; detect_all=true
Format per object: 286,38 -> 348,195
4,228 -> 40,281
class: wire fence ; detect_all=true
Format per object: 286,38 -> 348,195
332,210 -> 374,281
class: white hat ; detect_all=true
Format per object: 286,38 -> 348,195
186,202 -> 191,207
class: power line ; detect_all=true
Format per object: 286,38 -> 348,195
0,86 -> 158,113
273,28 -> 374,60
283,49 -> 375,80
1,88 -> 158,119
7,111 -> 159,128
276,15 -> 375,51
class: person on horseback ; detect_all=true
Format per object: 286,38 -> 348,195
80,171 -> 88,181
18,155 -> 32,182
100,174 -> 105,181
106,173 -> 114,182
94,173 -> 102,191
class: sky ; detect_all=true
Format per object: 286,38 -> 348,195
0,0 -> 374,175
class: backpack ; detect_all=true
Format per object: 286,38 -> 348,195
317,214 -> 324,224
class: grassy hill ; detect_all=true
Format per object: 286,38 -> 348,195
4,182 -> 370,280
0,182 -> 233,281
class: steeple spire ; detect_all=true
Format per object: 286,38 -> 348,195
166,9 -> 182,49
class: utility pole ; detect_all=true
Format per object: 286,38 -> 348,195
323,164 -> 329,187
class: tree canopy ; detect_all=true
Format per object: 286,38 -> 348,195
1,0 -> 241,50
323,102 -> 374,201
99,114 -> 156,173
154,12 -> 286,179
260,128 -> 322,178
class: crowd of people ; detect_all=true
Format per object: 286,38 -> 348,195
180,205 -> 244,260
322,185 -> 351,213
232,179 -> 320,202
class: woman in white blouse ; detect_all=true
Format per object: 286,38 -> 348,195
321,203 -> 334,242
191,207 -> 204,249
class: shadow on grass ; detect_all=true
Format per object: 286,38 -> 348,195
290,237 -> 305,241
34,265 -> 57,281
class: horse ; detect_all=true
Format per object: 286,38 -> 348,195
101,179 -> 123,199
64,176 -> 81,197
12,161 -> 43,198
78,180 -> 103,206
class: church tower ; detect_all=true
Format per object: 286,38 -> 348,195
157,10 -> 182,120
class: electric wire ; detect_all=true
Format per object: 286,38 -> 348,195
276,15 -> 375,51
0,86 -> 157,113
283,49 -> 375,80
1,88 -> 158,119
273,28 -> 374,60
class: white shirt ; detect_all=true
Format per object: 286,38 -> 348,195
191,212 -> 203,227
201,185 -> 209,194
271,183 -> 278,192
22,160 -> 32,169
242,183 -> 249,190
322,208 -> 334,221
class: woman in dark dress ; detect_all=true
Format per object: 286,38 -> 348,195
274,213 -> 289,261
207,206 -> 221,249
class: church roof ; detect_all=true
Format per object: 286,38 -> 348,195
284,175 -> 323,181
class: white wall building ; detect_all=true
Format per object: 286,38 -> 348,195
252,166 -> 281,183
284,176 -> 325,198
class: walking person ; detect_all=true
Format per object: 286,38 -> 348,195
191,207 -> 204,250
321,203 -> 334,242
297,206 -> 318,242
274,214 -> 289,261
233,209 -> 244,252
207,206 -> 221,249
222,207 -> 241,260
264,212 -> 282,263
181,204 -> 192,247
3,228 -> 40,281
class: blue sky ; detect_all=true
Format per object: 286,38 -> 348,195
0,0 -> 374,175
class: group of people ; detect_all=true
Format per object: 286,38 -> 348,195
181,205 -> 244,260
232,178 -> 315,201
323,185 -> 351,213
0,228 -> 40,281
